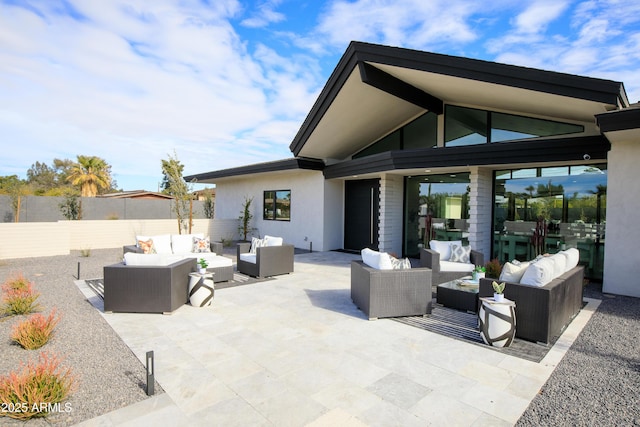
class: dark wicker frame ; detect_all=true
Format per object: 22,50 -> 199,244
236,243 -> 295,278
351,260 -> 433,320
103,258 -> 196,314
479,265 -> 585,344
420,248 -> 484,285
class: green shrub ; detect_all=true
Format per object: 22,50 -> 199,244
484,258 -> 503,279
11,310 -> 60,350
0,352 -> 76,420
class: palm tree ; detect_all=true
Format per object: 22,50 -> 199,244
67,155 -> 111,197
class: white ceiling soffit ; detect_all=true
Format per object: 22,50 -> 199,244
298,61 -> 616,161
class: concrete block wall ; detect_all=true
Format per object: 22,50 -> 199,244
468,167 -> 493,262
378,174 -> 404,256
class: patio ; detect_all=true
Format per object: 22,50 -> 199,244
72,250 -> 600,426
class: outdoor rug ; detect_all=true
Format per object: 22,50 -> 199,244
393,301 -> 557,363
84,273 -> 273,299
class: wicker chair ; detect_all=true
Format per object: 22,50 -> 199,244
103,258 -> 196,314
236,242 -> 294,278
420,248 -> 484,286
351,260 -> 433,320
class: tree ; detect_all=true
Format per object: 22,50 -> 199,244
161,151 -> 193,234
203,192 -> 214,219
27,161 -> 57,195
59,190 -> 81,220
238,196 -> 254,241
66,155 -> 112,197
2,176 -> 28,222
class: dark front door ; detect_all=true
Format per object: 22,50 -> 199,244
344,179 -> 380,251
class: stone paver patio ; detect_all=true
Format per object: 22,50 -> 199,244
76,251 -> 598,426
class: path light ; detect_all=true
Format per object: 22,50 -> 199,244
146,351 -> 154,396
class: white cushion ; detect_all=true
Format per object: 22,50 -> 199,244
440,260 -> 475,273
240,253 -> 257,264
449,244 -> 471,263
429,240 -> 462,261
520,257 -> 555,287
549,253 -> 567,278
499,261 -> 530,282
361,248 -> 394,270
171,234 -> 204,254
124,253 -> 173,266
390,256 -> 412,270
137,234 -> 172,254
263,235 -> 284,247
561,248 -> 580,271
182,253 -> 232,267
250,237 -> 266,254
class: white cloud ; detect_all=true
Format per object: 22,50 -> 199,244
240,0 -> 286,28
511,0 -> 570,34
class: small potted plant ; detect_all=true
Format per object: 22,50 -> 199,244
472,265 -> 486,281
492,281 -> 506,302
197,258 -> 208,274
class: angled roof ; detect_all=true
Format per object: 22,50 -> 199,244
184,157 -> 324,183
290,41 -> 628,160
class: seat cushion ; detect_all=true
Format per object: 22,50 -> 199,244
240,253 -> 257,264
123,253 -> 181,266
440,260 -> 475,273
181,253 -> 232,267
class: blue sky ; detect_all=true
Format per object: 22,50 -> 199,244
1,0 -> 639,191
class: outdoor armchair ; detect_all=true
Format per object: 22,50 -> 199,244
351,260 -> 433,320
237,242 -> 294,278
420,246 -> 484,286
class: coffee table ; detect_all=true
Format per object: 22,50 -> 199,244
436,277 -> 479,313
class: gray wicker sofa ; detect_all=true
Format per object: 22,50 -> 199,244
351,260 -> 433,320
478,265 -> 584,344
104,258 -> 196,314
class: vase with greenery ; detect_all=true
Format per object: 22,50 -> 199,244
472,265 -> 486,281
197,258 -> 208,274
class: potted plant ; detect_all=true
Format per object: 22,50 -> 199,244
197,258 -> 208,274
472,265 -> 486,281
492,281 -> 506,302
484,258 -> 502,279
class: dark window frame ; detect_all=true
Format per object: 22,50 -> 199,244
263,189 -> 291,221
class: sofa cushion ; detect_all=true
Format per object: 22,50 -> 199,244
263,235 -> 284,246
192,236 -> 211,253
429,240 -> 462,261
171,234 -> 204,254
549,253 -> 567,278
137,239 -> 156,254
182,253 -> 231,267
520,257 -> 555,287
137,234 -> 172,254
239,253 -> 257,264
500,261 -> 530,283
440,260 -> 475,273
449,244 -> 471,263
124,253 -> 178,266
361,248 -> 394,270
561,248 -> 580,271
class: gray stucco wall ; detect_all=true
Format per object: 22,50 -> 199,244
0,195 -> 208,222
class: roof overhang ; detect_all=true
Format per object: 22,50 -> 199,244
184,157 -> 325,184
596,104 -> 640,144
290,41 -> 627,160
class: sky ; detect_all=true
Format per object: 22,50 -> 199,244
1,0 -> 639,192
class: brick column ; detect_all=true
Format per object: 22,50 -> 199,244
378,174 -> 403,256
468,167 -> 493,261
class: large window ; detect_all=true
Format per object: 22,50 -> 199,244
445,105 -> 584,147
494,164 -> 606,279
263,190 -> 291,221
404,173 -> 470,257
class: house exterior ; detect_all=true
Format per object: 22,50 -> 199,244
186,41 -> 640,298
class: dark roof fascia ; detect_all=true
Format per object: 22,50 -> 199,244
596,106 -> 640,132
290,41 -> 627,157
323,135 -> 610,179
184,157 -> 325,182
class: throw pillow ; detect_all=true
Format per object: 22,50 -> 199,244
390,256 -> 412,270
137,239 -> 156,254
449,244 -> 471,263
429,240 -> 462,261
250,237 -> 266,254
499,261 -> 530,282
192,236 -> 211,253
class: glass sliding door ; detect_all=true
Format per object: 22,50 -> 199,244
404,173 -> 470,257
493,164 -> 606,279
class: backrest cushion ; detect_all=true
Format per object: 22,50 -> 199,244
520,257 -> 555,287
361,248 -> 394,270
499,261 -> 530,283
263,235 -> 284,246
429,240 -> 462,261
549,253 -> 567,278
137,234 -> 172,254
171,234 -> 204,254
561,248 -> 580,271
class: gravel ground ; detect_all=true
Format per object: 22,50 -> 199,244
517,282 -> 640,426
0,248 -> 162,427
0,249 -> 638,426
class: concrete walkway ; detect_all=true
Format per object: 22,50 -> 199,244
75,251 -> 599,426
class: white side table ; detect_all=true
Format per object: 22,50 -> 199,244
188,272 -> 215,307
478,297 -> 516,347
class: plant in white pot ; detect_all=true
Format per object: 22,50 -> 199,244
492,281 -> 506,302
197,258 -> 208,274
472,265 -> 486,281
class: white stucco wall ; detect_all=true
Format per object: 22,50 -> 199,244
323,179 -> 344,251
214,170 -> 333,251
603,139 -> 640,297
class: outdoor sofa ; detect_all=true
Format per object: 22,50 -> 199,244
479,249 -> 584,344
351,249 -> 433,320
237,236 -> 294,278
104,257 -> 195,314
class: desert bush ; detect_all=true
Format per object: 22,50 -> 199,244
11,309 -> 60,350
485,258 -> 503,279
0,352 -> 76,420
2,274 -> 41,316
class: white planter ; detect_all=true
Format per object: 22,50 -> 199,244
493,292 -> 504,302
188,273 -> 214,307
198,267 -> 207,274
